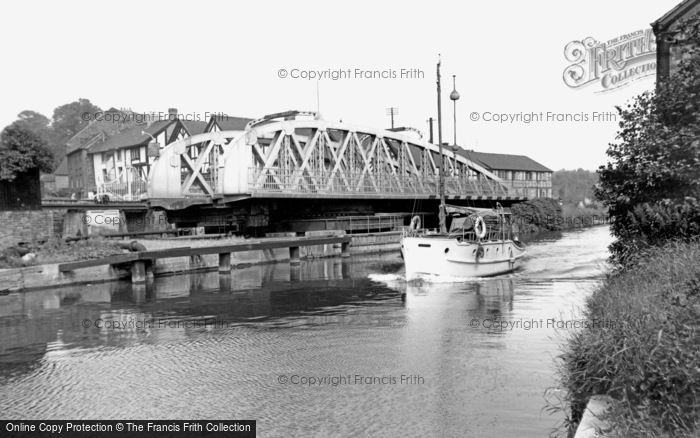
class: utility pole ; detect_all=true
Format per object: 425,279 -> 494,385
316,81 -> 320,115
386,107 -> 399,129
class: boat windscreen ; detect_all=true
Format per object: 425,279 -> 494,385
449,216 -> 474,232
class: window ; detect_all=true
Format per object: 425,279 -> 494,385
189,145 -> 199,159
117,150 -> 122,161
130,148 -> 140,162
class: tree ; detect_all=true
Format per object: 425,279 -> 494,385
12,110 -> 64,166
15,110 -> 51,138
0,123 -> 54,181
51,98 -> 102,145
552,169 -> 598,203
595,14 -> 700,266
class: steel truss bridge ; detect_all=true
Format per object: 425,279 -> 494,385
148,112 -> 524,209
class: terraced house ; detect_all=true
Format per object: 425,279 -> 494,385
88,110 -> 208,201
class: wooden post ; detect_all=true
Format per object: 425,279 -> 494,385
131,261 -> 146,283
333,258 -> 342,278
219,275 -> 232,291
219,253 -> 231,273
132,284 -> 147,303
289,246 -> 300,265
341,241 -> 350,258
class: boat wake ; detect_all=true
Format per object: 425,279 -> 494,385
408,274 -> 482,284
367,273 -> 405,283
368,272 -> 484,285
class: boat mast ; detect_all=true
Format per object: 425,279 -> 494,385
436,56 -> 447,233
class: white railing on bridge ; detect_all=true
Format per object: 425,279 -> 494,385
97,180 -> 148,201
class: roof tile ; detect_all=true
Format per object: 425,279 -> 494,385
458,150 -> 552,172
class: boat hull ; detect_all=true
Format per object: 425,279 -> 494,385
401,236 -> 526,280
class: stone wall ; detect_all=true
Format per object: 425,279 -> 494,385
0,210 -> 64,247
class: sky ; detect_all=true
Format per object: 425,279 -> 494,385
0,0 -> 682,171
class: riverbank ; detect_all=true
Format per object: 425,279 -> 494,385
560,240 -> 700,437
511,198 -> 607,235
0,199 -> 609,291
0,238 -> 124,268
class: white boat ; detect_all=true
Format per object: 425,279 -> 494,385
400,56 -> 526,280
401,205 -> 526,281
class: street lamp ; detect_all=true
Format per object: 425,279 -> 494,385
449,75 -> 460,147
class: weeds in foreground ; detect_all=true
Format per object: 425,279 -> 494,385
0,237 -> 124,268
552,240 -> 700,437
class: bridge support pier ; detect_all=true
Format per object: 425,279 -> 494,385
219,253 -> 231,273
289,246 -> 300,265
131,261 -> 147,283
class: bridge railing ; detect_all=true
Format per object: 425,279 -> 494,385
98,180 -> 148,201
247,167 -> 509,198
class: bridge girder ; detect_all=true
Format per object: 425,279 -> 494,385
148,118 -> 517,207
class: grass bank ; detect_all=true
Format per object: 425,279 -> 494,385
559,240 -> 700,437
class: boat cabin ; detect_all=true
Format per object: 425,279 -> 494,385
446,204 -> 518,242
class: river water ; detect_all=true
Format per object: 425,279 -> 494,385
0,226 -> 612,437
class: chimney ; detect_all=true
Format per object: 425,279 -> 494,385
168,108 -> 178,120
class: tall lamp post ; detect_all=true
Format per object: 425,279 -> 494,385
449,75 -> 460,146
449,75 -> 461,174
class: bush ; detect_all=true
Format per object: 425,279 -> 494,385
510,198 -> 563,233
609,197 -> 700,268
595,14 -> 700,267
558,240 -> 700,436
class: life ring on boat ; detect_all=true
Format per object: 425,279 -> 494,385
409,215 -> 421,231
474,216 -> 487,239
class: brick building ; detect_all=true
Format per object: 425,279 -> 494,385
652,0 -> 700,80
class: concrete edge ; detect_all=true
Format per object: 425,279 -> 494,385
0,233 -> 401,293
574,395 -> 616,438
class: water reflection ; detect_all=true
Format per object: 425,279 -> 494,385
0,257 -> 395,379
